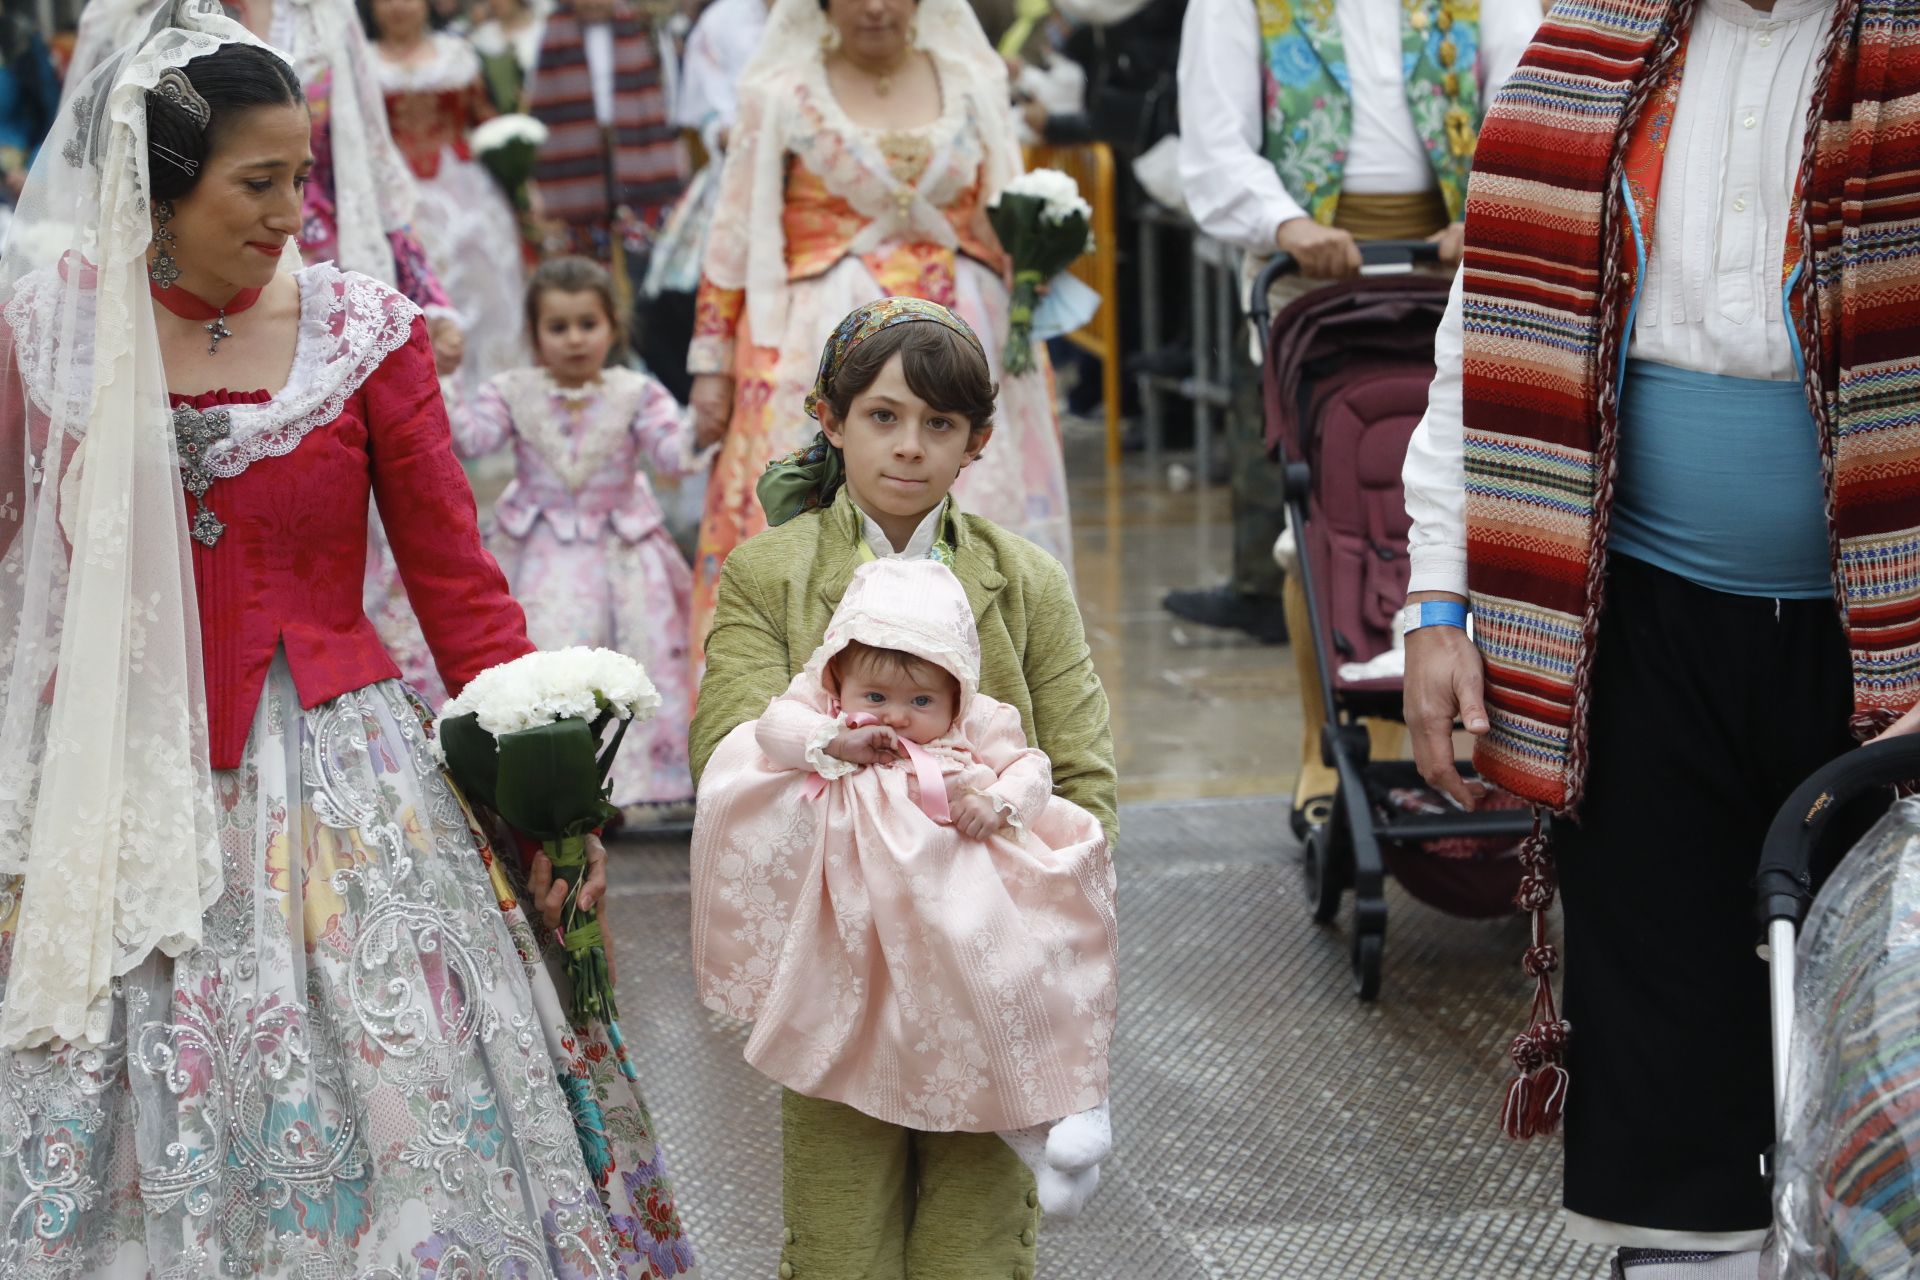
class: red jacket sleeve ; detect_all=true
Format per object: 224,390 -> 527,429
361,316 -> 534,695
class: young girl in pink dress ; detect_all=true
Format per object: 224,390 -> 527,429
454,257 -> 715,811
691,557 -> 1118,1216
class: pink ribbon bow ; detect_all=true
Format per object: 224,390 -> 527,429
802,712 -> 952,824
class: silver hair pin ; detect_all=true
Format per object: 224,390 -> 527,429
151,68 -> 211,130
151,142 -> 200,176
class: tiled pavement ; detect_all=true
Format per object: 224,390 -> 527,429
606,799 -> 1609,1280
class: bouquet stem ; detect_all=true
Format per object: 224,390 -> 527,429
546,833 -> 619,1026
1003,269 -> 1045,376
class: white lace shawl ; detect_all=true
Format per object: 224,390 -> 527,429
709,0 -> 1024,341
8,262 -> 422,480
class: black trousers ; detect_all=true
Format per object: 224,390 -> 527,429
1557,555 -> 1857,1233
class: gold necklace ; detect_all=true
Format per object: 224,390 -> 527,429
844,51 -> 909,98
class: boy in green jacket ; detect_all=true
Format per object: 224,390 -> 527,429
690,297 -> 1117,1278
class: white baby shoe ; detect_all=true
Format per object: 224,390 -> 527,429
1045,1101 -> 1112,1173
996,1124 -> 1103,1219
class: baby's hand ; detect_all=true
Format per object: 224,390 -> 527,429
952,793 -> 1007,841
826,723 -> 901,766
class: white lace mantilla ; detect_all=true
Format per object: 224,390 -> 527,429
7,262 -> 420,479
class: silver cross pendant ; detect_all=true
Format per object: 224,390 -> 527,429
205,313 -> 233,355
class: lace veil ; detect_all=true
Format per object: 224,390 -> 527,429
0,0 -> 256,1048
268,0 -> 418,285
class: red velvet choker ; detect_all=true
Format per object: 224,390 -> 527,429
150,280 -> 264,356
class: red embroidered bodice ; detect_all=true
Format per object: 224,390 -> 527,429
165,265 -> 531,767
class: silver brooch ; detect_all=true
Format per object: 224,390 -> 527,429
172,404 -> 231,547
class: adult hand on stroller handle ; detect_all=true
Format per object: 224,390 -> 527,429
1250,239 -> 1447,336
1403,591 -> 1490,811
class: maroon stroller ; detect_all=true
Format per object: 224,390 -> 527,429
1251,244 -> 1536,999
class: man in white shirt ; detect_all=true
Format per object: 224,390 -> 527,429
673,0 -> 766,155
1170,0 -> 1537,810
1399,0 -> 1920,1273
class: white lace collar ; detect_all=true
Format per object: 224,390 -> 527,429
370,31 -> 483,94
183,263 -> 422,479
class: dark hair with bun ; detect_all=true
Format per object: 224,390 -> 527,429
145,43 -> 305,202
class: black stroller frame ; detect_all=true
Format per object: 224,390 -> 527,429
1251,243 -> 1538,999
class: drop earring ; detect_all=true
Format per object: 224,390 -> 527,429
820,25 -> 841,53
908,17 -> 920,45
150,201 -> 180,289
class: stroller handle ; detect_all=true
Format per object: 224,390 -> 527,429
1754,734 -> 1920,928
1248,240 -> 1444,336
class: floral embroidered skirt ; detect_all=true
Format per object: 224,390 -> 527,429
491,525 -> 697,808
0,656 -> 698,1278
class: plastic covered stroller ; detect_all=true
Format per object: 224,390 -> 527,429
1758,734 -> 1920,1278
1250,243 -> 1536,999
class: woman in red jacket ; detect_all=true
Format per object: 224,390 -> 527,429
0,10 -> 696,1275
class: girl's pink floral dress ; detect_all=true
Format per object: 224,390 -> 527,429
455,367 -> 702,808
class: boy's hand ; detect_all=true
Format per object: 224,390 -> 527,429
952,793 -> 1007,841
826,724 -> 901,765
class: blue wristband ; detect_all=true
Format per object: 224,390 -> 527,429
1403,600 -> 1469,633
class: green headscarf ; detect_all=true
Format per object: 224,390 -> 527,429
756,297 -> 988,528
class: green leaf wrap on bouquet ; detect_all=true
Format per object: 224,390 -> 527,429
437,713 -> 623,1026
987,187 -> 1093,375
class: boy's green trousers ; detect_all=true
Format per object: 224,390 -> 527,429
778,1089 -> 1042,1279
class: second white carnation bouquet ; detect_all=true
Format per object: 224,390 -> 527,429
987,167 -> 1095,375
471,113 -> 550,212
434,647 -> 659,1031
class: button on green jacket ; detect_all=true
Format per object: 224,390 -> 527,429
689,489 -> 1119,850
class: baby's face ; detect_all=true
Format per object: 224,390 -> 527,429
840,665 -> 959,745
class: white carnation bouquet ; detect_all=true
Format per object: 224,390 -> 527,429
470,113 -> 550,212
434,648 -> 659,1028
987,168 -> 1096,375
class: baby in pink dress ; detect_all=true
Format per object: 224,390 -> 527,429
691,558 -> 1118,1213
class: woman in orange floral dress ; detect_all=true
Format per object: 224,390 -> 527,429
684,0 -> 1074,660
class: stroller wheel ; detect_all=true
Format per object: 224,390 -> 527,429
1291,796 -> 1334,841
1352,931 -> 1383,1002
1302,826 -> 1344,924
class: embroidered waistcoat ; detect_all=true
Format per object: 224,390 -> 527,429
1255,0 -> 1485,223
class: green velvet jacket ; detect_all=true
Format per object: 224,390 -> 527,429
689,489 -> 1119,849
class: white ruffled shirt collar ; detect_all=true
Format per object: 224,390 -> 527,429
859,502 -> 945,561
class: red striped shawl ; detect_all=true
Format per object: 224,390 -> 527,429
1462,0 -> 1920,815
1458,0 -> 1920,1138
529,4 -> 685,229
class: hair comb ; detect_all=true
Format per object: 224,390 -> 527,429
151,68 -> 211,130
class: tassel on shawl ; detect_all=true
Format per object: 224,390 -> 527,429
1501,812 -> 1571,1140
